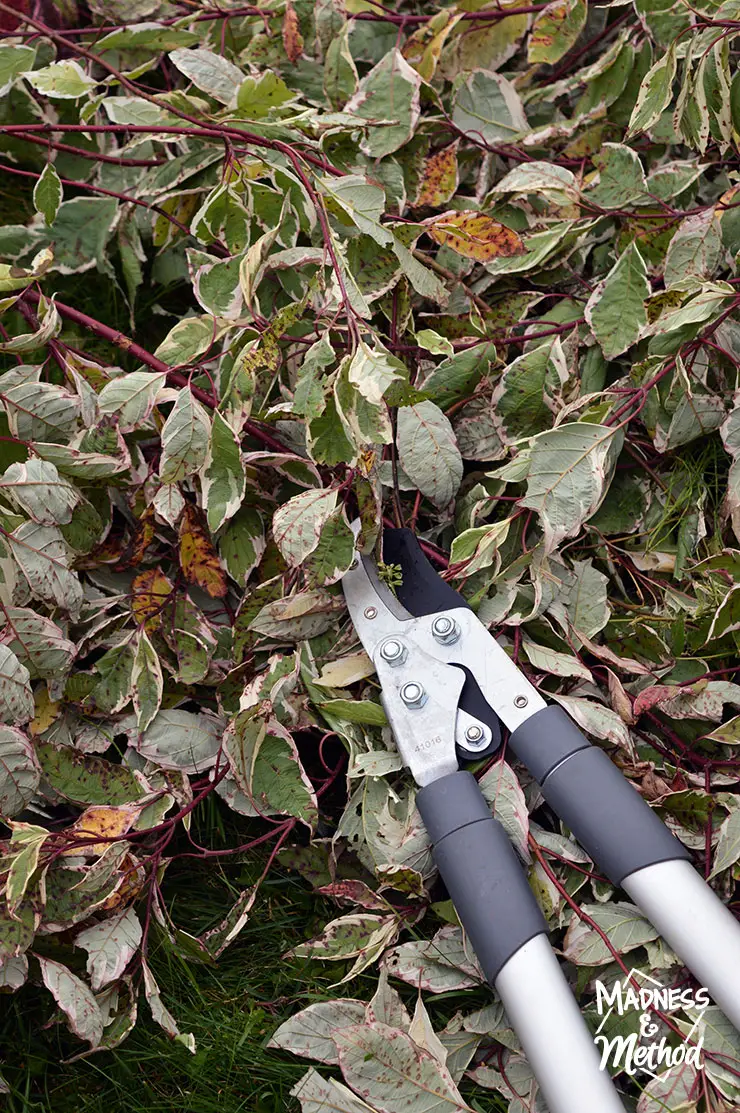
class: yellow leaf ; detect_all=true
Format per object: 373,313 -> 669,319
62,804 -> 141,856
528,0 -> 587,66
30,688 -> 61,736
132,567 -> 174,628
152,194 -> 199,248
415,142 -> 459,208
100,852 -> 146,910
179,503 -> 228,597
424,210 -> 525,262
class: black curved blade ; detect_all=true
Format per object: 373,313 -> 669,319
383,528 -> 502,759
383,528 -> 468,617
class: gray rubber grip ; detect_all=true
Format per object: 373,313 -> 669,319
510,708 -> 691,886
509,705 -> 591,782
417,771 -> 547,983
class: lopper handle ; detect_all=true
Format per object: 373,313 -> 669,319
510,706 -> 740,1029
417,771 -> 626,1113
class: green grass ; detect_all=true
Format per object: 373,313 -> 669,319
0,852 -> 338,1113
0,834 -> 508,1113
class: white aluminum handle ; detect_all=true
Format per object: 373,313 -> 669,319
624,859 -> 740,1030
494,934 -> 626,1113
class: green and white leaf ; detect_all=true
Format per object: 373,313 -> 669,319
585,244 -> 648,359
563,902 -> 659,965
272,487 -> 339,566
201,411 -> 246,532
168,48 -> 244,105
520,423 -> 624,551
33,163 -> 62,228
291,1069 -> 378,1113
26,61 -> 96,100
628,45 -> 677,136
8,522 -> 84,617
0,44 -> 36,97
75,907 -> 143,991
0,459 -> 79,525
0,645 -> 33,725
334,1022 -> 473,1113
98,371 -> 167,431
131,632 -> 163,733
137,710 -> 223,773
452,71 -> 527,145
345,50 -> 421,159
159,388 -> 212,483
38,957 -> 104,1047
396,402 -> 463,509
710,810 -> 740,877
269,1000 -> 367,1064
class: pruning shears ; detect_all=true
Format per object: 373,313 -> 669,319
341,528 -> 740,1113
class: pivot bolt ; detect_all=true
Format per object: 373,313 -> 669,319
514,694 -> 529,709
400,682 -> 427,709
364,606 -> 378,620
465,724 -> 485,744
380,638 -> 407,667
431,615 -> 460,645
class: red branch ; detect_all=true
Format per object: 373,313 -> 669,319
20,290 -> 288,453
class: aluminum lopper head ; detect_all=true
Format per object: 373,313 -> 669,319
341,528 -> 545,787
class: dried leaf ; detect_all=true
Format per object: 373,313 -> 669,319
282,2 -> 304,64
179,503 -> 227,597
415,144 -> 459,208
425,211 -> 524,263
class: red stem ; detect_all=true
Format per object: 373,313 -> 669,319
20,290 -> 288,453
7,129 -> 163,166
0,161 -> 224,249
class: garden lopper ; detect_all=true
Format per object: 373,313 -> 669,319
341,528 -> 740,1113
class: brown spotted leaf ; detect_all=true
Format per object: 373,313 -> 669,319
61,804 -> 141,856
178,503 -> 227,597
334,1021 -> 473,1113
283,2 -> 304,64
131,568 -> 174,628
528,0 -> 587,65
386,926 -> 484,994
424,211 -> 524,262
415,143 -> 459,208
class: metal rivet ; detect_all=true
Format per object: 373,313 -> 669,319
514,695 -> 528,709
465,724 -> 484,744
400,682 -> 426,708
380,638 -> 407,666
364,606 -> 378,620
431,615 -> 460,645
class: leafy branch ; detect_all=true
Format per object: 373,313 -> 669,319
2,1 -> 740,1109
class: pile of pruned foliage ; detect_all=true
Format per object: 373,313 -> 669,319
2,0 -> 740,1109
